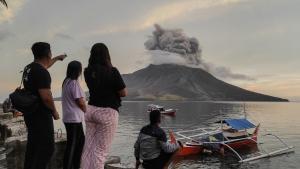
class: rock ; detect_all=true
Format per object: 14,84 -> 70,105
0,117 -> 23,126
0,113 -> 13,120
8,124 -> 26,137
0,117 -> 25,141
5,135 -> 27,149
105,163 -> 135,169
0,153 -> 6,161
106,156 -> 121,164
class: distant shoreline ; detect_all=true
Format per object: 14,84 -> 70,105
54,97 -> 289,103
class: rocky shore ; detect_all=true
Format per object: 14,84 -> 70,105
0,105 -> 134,169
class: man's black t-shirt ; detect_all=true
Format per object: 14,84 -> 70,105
22,62 -> 54,162
23,62 -> 52,115
84,66 -> 126,111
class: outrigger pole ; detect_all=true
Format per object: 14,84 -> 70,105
174,126 -> 294,163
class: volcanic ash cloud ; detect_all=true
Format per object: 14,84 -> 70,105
144,24 -> 203,66
144,24 -> 254,81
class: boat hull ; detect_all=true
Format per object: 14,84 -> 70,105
161,110 -> 176,116
175,135 -> 258,157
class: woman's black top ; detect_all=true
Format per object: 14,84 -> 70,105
84,65 -> 126,111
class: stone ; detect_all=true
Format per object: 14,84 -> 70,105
0,113 -> 13,120
106,156 -> 121,164
0,117 -> 25,141
0,153 -> 6,161
105,163 -> 135,169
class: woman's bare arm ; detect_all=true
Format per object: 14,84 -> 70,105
118,88 -> 128,97
75,97 -> 87,113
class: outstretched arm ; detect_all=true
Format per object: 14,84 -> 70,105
47,54 -> 67,68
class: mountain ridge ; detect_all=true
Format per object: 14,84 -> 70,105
122,64 -> 288,102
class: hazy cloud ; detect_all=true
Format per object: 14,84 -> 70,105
0,29 -> 13,41
208,64 -> 256,81
0,0 -> 26,24
85,0 -> 245,36
0,0 -> 298,100
47,26 -> 71,40
137,0 -> 245,30
54,33 -> 73,40
241,74 -> 300,100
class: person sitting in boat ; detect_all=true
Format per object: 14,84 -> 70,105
134,110 -> 181,169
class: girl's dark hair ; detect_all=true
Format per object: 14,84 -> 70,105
63,60 -> 82,86
88,43 -> 112,68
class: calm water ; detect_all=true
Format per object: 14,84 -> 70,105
111,101 -> 300,169
1,101 -> 299,169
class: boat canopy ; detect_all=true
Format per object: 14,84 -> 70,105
148,104 -> 164,109
222,119 -> 256,130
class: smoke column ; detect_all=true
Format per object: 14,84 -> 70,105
144,24 -> 254,81
145,24 -> 203,66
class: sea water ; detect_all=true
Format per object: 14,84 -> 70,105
1,101 -> 299,169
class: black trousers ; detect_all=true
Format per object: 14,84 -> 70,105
142,152 -> 173,169
23,112 -> 54,169
63,123 -> 85,169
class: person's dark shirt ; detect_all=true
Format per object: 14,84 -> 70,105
140,124 -> 167,142
23,62 -> 52,115
84,65 -> 126,111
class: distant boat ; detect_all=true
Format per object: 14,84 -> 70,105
147,104 -> 177,116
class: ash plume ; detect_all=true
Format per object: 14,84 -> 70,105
145,24 -> 202,65
144,24 -> 254,81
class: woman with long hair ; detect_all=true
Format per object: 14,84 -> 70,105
81,43 -> 127,169
61,61 -> 86,169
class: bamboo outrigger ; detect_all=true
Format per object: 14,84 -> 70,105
170,118 -> 294,163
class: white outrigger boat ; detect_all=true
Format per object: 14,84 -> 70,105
169,117 -> 294,163
147,104 -> 177,116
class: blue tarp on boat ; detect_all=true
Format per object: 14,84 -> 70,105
223,119 -> 256,130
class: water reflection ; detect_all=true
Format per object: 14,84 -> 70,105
1,101 -> 299,169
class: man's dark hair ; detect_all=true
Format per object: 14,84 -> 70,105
31,42 -> 51,60
150,110 -> 161,125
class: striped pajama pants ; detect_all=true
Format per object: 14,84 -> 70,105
81,105 -> 119,169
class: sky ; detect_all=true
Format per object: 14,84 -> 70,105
0,0 -> 299,101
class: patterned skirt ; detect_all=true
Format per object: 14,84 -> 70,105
81,105 -> 119,169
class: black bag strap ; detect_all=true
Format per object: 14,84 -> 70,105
19,66 -> 28,88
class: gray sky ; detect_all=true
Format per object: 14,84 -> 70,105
0,0 -> 299,101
